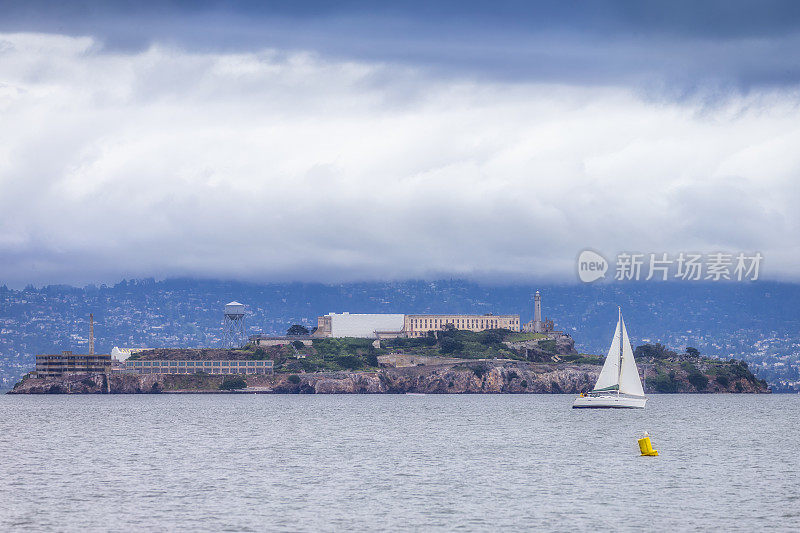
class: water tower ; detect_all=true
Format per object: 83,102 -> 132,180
222,301 -> 246,348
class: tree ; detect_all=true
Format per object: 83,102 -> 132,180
686,347 -> 700,357
220,376 -> 247,390
287,324 -> 310,336
440,337 -> 463,354
291,340 -> 305,350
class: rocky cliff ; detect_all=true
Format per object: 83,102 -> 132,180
9,359 -> 769,394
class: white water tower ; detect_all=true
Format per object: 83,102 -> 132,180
222,301 -> 246,348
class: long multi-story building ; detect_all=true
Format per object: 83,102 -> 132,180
313,312 -> 521,338
404,314 -> 520,337
35,351 -> 112,377
125,359 -> 273,375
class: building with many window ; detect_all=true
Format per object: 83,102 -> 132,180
124,359 -> 273,375
35,352 -> 112,377
313,312 -> 521,338
404,314 -> 520,337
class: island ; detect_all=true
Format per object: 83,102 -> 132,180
8,329 -> 769,394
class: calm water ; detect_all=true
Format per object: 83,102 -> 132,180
1,394 -> 798,532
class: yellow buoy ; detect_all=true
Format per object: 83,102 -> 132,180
638,433 -> 659,456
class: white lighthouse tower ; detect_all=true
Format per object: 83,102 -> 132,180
533,291 -> 543,333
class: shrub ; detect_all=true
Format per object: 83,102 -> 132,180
634,343 -> 677,360
287,374 -> 301,384
687,371 -> 709,391
440,337 -> 463,354
291,340 -> 305,350
220,376 -> 247,390
334,355 -> 363,370
649,371 -> 679,393
520,380 -> 528,388
253,347 -> 268,360
365,352 -> 379,367
715,374 -> 730,388
538,340 -> 557,354
507,371 -> 519,380
480,331 -> 503,345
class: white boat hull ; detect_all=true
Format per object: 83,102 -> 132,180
572,394 -> 647,409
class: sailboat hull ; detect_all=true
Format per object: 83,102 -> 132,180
572,394 -> 647,409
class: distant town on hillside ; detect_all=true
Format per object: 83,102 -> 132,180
1,279 -> 798,391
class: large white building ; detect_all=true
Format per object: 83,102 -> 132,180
314,312 -> 520,338
110,347 -> 149,362
314,313 -> 406,338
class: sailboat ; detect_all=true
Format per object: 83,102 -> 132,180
572,307 -> 647,409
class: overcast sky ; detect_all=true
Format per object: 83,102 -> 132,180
1,1 -> 799,287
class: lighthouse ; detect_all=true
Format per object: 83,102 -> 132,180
533,291 -> 543,333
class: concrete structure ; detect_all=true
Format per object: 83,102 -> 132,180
249,335 -> 313,347
125,359 -> 273,375
111,347 -> 149,362
35,351 -> 111,378
405,314 -> 520,337
314,313 -> 406,338
377,354 -> 463,367
523,291 -> 555,333
222,301 -> 247,348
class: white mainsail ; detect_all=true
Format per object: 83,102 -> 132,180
619,317 -> 645,397
593,318 -> 621,392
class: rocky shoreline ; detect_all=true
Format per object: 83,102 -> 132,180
8,360 -> 770,394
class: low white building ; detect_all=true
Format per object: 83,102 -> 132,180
315,312 -> 406,338
111,347 -> 149,362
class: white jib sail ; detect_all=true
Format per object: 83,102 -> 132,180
593,318 -> 621,392
619,317 -> 645,397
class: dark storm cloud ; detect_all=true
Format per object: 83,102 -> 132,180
2,1 -> 800,91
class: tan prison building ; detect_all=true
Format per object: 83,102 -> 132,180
404,314 -> 520,337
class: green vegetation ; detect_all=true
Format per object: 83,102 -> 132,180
537,339 -> 558,354
219,376 -> 247,390
381,329 -> 522,361
649,370 -> 680,393
287,324 -> 310,336
287,374 -> 301,384
559,353 -> 603,365
505,332 -> 547,342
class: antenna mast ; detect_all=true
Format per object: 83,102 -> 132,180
89,313 -> 95,355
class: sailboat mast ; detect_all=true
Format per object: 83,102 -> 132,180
617,307 -> 622,395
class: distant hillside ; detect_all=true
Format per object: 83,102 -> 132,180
0,279 -> 798,390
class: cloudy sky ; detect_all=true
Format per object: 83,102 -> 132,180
1,1 -> 799,286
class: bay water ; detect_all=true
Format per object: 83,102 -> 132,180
1,394 -> 798,531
